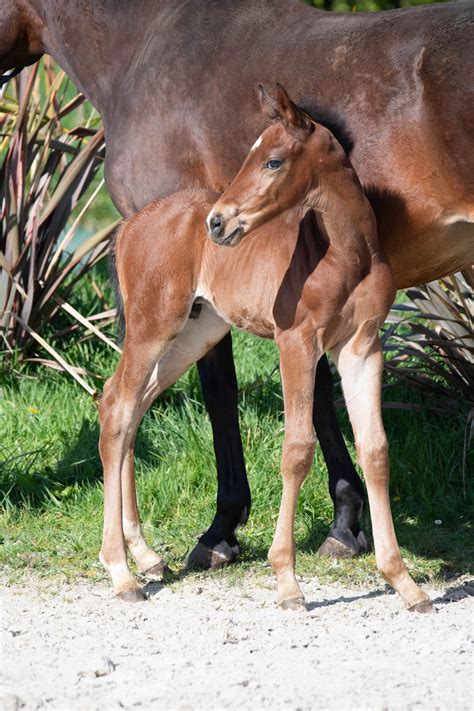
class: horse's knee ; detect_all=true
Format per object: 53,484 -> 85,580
98,376 -> 119,422
282,435 -> 317,479
98,383 -> 134,455
356,433 -> 388,472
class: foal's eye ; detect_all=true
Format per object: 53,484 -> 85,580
265,159 -> 283,171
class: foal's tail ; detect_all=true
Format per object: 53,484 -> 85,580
108,228 -> 126,345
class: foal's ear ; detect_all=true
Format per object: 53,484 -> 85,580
257,83 -> 313,136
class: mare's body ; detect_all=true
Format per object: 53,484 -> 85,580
1,0 -> 473,563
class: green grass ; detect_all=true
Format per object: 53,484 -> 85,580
0,291 -> 472,589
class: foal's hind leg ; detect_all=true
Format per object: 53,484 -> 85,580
100,306 -> 231,599
119,309 -> 232,580
268,332 -> 317,610
120,426 -> 167,582
99,345 -> 169,600
332,323 -> 433,612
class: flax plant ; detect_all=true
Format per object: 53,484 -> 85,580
383,270 -> 473,404
0,59 -> 119,393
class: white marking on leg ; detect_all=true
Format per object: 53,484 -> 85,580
123,516 -> 163,572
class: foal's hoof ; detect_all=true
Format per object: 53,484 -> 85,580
407,599 -> 436,614
140,562 -> 169,582
187,540 -> 239,570
117,587 -> 146,603
280,597 -> 306,612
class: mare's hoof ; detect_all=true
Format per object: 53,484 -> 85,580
140,562 -> 169,582
317,535 -> 358,559
317,527 -> 370,558
356,530 -> 370,553
280,597 -> 306,612
187,540 -> 239,570
117,587 -> 146,603
407,599 -> 436,614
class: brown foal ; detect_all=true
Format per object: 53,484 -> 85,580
99,85 -> 431,613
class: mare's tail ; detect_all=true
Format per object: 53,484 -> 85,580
108,228 -> 126,345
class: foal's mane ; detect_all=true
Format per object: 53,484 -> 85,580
296,98 -> 354,156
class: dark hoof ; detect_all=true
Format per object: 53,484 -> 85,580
187,540 -> 239,570
140,562 -> 168,581
280,597 -> 306,612
117,587 -> 146,603
407,599 -> 436,614
317,535 -> 359,558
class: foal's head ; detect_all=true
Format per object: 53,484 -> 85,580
207,84 -> 345,246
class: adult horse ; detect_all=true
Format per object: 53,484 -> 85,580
1,0 -> 473,568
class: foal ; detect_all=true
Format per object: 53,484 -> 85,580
99,84 -> 432,613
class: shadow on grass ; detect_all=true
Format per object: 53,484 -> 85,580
0,387 -> 199,506
0,419 -> 101,505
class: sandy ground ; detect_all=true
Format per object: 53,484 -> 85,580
0,573 -> 473,711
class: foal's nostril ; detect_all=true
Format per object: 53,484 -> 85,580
209,213 -> 223,238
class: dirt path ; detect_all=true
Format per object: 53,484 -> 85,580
1,574 -> 473,710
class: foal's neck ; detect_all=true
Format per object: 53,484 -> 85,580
305,159 -> 376,258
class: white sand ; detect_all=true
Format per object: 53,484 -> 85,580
1,574 -> 473,710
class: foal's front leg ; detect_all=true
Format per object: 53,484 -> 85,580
268,332 -> 317,610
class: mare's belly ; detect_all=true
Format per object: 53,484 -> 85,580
386,219 -> 474,288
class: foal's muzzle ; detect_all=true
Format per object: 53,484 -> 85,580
208,213 -> 224,240
206,209 -> 246,247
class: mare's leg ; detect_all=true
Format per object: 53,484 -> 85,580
188,332 -> 251,569
332,325 -> 432,612
313,354 -> 369,557
268,332 -> 317,610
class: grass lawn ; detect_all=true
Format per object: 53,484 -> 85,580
1,302 -> 472,590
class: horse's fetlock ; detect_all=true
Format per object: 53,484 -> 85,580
99,548 -> 111,571
377,554 -> 405,583
268,543 -> 294,573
